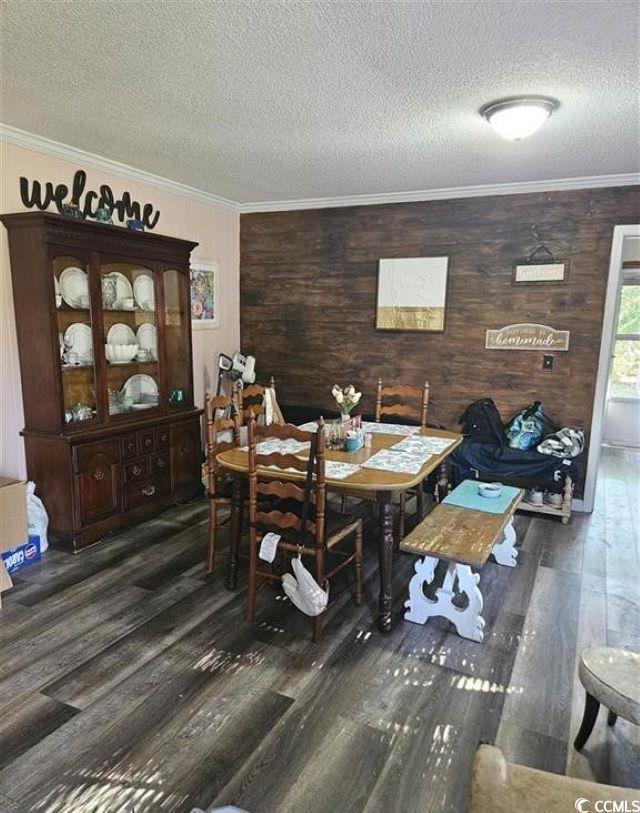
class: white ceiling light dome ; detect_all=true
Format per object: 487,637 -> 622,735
481,96 -> 559,141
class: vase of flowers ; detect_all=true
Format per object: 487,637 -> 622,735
331,384 -> 362,419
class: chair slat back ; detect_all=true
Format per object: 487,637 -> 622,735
375,377 -> 429,428
236,376 -> 275,421
204,393 -> 241,496
248,414 -> 326,547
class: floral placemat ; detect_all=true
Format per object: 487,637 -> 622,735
361,448 -> 426,475
392,435 -> 454,455
324,461 -> 361,480
361,421 -> 420,436
243,438 -> 310,454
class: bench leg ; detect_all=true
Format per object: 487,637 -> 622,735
404,557 -> 485,642
491,518 -> 518,568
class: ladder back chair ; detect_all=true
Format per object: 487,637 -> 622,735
246,414 -> 363,643
236,376 -> 275,422
204,393 -> 242,575
375,377 -> 430,428
375,377 -> 430,539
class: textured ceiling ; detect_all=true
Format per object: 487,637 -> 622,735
2,0 -> 639,204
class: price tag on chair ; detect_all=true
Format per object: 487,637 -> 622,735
259,532 -> 281,563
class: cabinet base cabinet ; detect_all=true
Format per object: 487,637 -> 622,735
24,412 -> 202,553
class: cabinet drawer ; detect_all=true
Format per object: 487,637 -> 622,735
124,476 -> 171,511
74,439 -> 120,473
121,433 -> 138,459
138,429 -> 156,455
123,457 -> 148,484
157,428 -> 170,449
149,452 -> 170,477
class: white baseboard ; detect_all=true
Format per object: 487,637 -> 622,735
572,498 -> 587,513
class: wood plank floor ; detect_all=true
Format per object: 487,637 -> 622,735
1,447 -> 638,812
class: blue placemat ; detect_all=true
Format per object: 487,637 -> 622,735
443,479 -> 521,515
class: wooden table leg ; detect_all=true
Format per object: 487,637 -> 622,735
226,475 -> 243,590
436,461 -> 449,503
377,491 -> 394,633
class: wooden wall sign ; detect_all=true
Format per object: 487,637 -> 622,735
513,262 -> 567,284
485,323 -> 570,351
19,169 -> 160,229
512,243 -> 568,285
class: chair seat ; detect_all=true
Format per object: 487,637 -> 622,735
254,500 -> 360,548
578,647 -> 640,725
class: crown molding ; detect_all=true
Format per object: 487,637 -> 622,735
3,124 -> 637,216
0,124 -> 240,212
239,173 -> 640,213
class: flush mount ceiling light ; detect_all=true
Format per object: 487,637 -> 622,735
481,96 -> 559,141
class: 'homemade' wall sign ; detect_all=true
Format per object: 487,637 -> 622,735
485,323 -> 570,351
19,169 -> 160,229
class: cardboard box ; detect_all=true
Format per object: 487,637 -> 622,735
0,477 -> 27,554
0,560 -> 13,598
2,535 -> 42,575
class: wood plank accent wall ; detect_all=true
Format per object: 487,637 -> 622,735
240,187 -> 640,485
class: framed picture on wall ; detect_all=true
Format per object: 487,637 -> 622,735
190,260 -> 219,329
375,256 -> 449,332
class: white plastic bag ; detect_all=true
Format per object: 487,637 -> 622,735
26,481 -> 49,552
282,554 -> 328,616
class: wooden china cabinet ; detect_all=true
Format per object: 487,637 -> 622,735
1,211 -> 202,551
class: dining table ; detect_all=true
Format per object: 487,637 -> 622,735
216,422 -> 463,632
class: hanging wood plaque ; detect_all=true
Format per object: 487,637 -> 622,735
485,323 -> 570,351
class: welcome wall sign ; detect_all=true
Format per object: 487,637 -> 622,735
19,169 -> 160,230
485,323 -> 570,351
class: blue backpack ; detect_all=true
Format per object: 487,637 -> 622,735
506,401 -> 555,451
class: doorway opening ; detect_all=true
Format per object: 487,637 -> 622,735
584,226 -> 640,512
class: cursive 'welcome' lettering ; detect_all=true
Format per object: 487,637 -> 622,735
19,170 -> 160,230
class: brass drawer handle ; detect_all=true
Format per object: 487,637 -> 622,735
144,438 -> 153,447
92,468 -> 105,481
159,433 -> 168,443
156,459 -> 166,468
142,484 -> 156,496
132,464 -> 143,476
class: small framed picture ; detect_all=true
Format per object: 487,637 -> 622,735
190,260 -> 219,328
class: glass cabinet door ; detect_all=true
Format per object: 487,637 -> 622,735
163,268 -> 192,409
53,254 -> 98,425
101,261 -> 161,416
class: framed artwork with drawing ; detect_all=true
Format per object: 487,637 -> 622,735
190,260 -> 219,328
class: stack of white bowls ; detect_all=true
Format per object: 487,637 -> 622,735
105,343 -> 139,364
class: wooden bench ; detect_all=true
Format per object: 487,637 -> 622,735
400,488 -> 523,642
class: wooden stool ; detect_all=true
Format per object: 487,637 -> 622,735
400,488 -> 523,641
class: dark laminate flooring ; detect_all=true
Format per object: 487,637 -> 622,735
1,447 -> 638,812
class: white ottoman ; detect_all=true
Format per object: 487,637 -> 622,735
574,647 -> 640,750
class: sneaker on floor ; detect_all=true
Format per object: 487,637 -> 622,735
525,488 -> 543,506
544,491 -> 563,508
